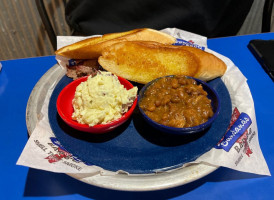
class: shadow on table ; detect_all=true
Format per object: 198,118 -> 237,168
23,167 -> 268,199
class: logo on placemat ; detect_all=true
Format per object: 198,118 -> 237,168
173,38 -> 205,50
44,137 -> 73,163
38,137 -> 92,171
215,108 -> 253,156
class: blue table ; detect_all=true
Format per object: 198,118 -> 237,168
0,33 -> 273,199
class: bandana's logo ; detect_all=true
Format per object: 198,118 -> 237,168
216,108 -> 252,152
45,148 -> 71,163
45,137 -> 91,166
173,38 -> 205,50
45,137 -> 74,163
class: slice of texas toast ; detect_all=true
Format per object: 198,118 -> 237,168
55,28 -> 176,59
98,41 -> 200,84
98,41 -> 227,83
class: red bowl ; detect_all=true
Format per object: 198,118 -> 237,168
56,75 -> 137,133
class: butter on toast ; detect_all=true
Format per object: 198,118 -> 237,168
98,41 -> 227,83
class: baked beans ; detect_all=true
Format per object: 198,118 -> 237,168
139,76 -> 214,128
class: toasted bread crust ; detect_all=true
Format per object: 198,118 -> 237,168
98,41 -> 227,83
55,28 -> 176,59
178,46 -> 227,81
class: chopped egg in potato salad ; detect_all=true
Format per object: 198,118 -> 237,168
72,71 -> 137,126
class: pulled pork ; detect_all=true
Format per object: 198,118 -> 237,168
66,59 -> 101,80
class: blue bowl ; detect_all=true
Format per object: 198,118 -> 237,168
138,76 -> 220,135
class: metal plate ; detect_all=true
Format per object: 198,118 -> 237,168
26,64 -> 219,191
